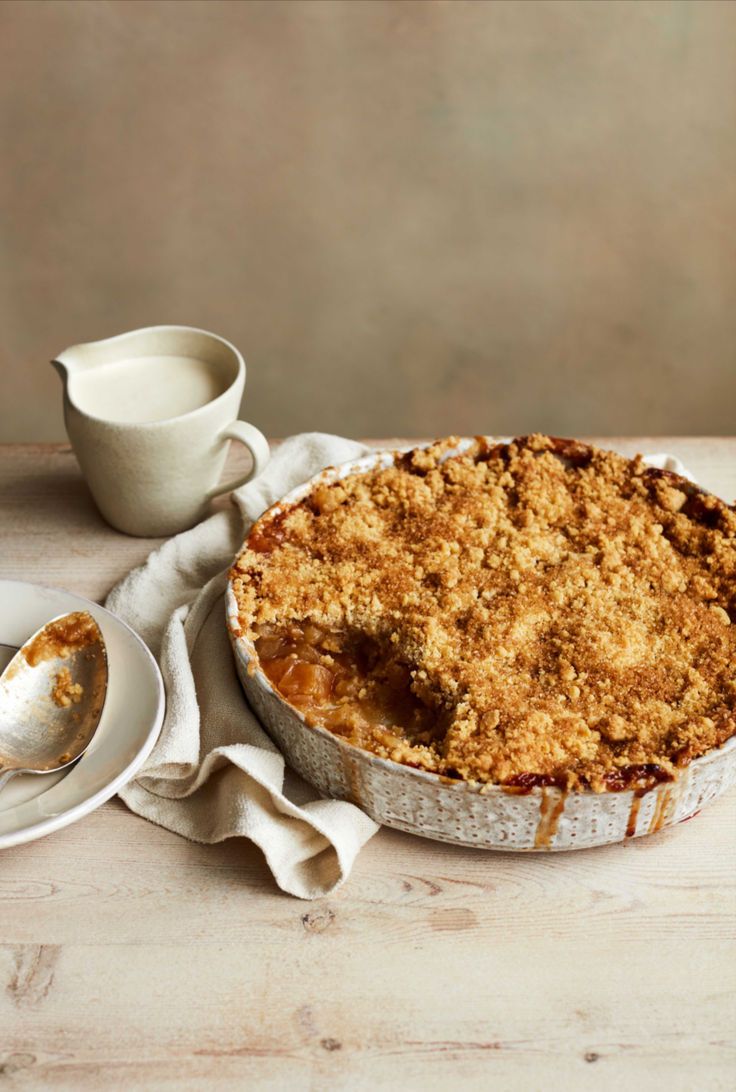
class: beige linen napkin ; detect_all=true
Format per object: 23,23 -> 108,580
107,433 -> 379,900
106,436 -> 692,900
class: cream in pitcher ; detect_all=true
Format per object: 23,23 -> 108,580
52,326 -> 270,536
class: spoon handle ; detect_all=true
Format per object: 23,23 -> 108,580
0,768 -> 19,792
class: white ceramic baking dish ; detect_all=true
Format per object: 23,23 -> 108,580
226,440 -> 736,851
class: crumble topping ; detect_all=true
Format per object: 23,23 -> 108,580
230,435 -> 736,792
23,611 -> 100,667
52,667 -> 84,708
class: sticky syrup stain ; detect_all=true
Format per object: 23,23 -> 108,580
23,612 -> 99,667
648,786 -> 673,834
534,788 -> 566,848
626,795 -> 642,838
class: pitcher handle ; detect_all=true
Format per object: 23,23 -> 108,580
208,421 -> 270,498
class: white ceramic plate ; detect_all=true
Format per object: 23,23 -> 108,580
0,580 -> 164,848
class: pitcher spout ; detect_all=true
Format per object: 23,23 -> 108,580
51,356 -> 72,385
51,342 -> 101,384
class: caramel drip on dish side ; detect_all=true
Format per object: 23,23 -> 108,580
534,788 -> 567,848
626,795 -> 642,838
648,787 -> 674,834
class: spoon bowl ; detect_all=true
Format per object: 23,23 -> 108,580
0,611 -> 107,790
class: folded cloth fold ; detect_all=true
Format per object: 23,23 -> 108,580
107,434 -> 692,900
107,433 -> 379,900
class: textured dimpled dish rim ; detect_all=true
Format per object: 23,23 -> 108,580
225,439 -> 736,852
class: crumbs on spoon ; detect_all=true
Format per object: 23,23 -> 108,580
51,666 -> 84,708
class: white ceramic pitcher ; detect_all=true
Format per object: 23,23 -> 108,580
52,325 -> 270,537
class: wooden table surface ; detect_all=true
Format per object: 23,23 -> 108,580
1,439 -> 734,1091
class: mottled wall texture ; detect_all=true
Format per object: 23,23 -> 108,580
1,0 -> 734,442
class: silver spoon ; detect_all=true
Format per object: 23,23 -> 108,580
0,611 -> 107,791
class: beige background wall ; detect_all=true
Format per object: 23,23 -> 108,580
0,0 -> 734,443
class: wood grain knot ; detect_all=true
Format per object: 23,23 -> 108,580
428,908 -> 478,932
301,907 -> 335,934
320,1038 -> 342,1052
5,945 -> 59,1008
0,1053 -> 36,1077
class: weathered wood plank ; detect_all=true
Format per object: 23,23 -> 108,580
1,795 -> 734,946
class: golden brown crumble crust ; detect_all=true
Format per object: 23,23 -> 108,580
230,436 -> 736,792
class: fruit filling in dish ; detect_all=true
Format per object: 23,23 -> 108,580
231,435 -> 736,792
255,623 -> 447,761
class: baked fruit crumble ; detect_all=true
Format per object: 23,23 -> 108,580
229,436 -> 736,793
